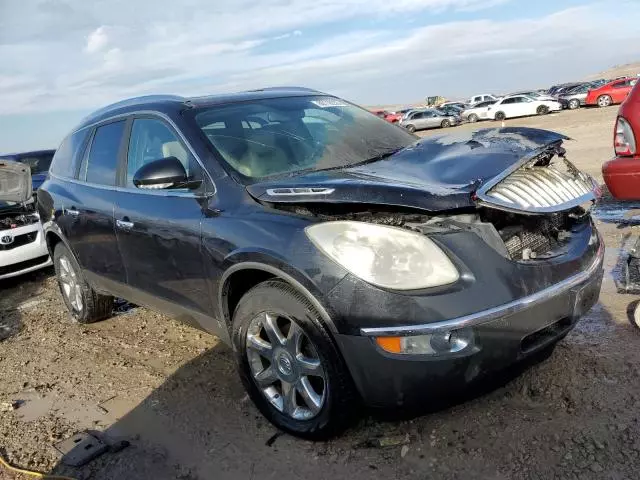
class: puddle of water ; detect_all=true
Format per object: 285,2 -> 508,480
593,201 -> 640,224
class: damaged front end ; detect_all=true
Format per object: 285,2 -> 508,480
258,129 -> 600,262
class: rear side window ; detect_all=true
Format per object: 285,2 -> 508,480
82,121 -> 126,186
50,129 -> 90,178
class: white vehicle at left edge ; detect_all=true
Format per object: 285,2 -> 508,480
0,160 -> 52,280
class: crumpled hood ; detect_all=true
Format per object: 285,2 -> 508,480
247,127 -> 568,212
0,159 -> 33,204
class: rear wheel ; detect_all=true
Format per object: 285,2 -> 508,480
405,124 -> 416,133
495,111 -> 506,121
568,99 -> 580,110
232,279 -> 356,439
441,119 -> 451,128
468,113 -> 479,123
537,105 -> 549,115
597,95 -> 612,107
53,243 -> 114,324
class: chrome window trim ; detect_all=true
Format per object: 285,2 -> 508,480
49,172 -> 207,198
67,110 -> 216,194
360,237 -> 604,337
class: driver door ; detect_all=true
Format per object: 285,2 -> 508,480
113,116 -> 213,322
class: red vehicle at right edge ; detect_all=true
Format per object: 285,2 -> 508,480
602,80 -> 640,199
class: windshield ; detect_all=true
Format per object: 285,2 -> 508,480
15,153 -> 54,174
192,95 -> 416,179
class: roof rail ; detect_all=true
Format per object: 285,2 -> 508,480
80,94 -> 186,123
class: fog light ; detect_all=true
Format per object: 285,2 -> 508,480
375,329 -> 474,355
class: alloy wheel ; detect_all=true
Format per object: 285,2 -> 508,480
569,99 -> 580,110
598,95 -> 612,107
246,312 -> 327,420
58,256 -> 83,311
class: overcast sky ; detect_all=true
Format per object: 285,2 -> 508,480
1,0 -> 639,152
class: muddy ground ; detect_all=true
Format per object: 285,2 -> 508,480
2,106 -> 640,480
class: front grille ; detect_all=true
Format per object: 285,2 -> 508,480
478,157 -> 596,214
0,232 -> 37,251
0,254 -> 50,276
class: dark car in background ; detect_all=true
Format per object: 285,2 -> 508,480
38,89 -> 603,439
0,149 -> 55,191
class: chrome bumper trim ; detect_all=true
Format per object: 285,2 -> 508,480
360,239 -> 604,337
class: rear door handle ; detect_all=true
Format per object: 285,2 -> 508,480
116,219 -> 135,229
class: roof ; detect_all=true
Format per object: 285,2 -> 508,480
76,87 -> 324,130
0,149 -> 56,159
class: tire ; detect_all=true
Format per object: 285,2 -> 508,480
537,105 -> 549,115
405,124 -> 416,133
468,113 -> 479,123
627,300 -> 640,331
231,279 -> 356,439
597,95 -> 612,108
441,119 -> 451,128
53,243 -> 114,324
495,111 -> 506,121
568,99 -> 580,110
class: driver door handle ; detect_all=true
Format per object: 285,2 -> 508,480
116,219 -> 135,229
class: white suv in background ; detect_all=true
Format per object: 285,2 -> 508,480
0,160 -> 52,280
467,94 -> 499,105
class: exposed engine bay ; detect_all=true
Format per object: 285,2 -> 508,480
0,202 -> 39,231
274,202 -> 589,262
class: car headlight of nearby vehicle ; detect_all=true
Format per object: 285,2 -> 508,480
305,221 -> 459,290
375,328 -> 475,355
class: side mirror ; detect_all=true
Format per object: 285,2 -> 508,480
133,157 -> 191,190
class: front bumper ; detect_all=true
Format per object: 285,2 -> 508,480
333,231 -> 604,408
0,222 -> 52,280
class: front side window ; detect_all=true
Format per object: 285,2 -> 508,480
126,118 -> 191,187
502,98 -> 515,105
612,81 -> 626,89
192,95 -> 415,179
82,120 -> 125,186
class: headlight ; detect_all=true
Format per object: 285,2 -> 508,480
376,329 -> 474,355
305,221 -> 459,290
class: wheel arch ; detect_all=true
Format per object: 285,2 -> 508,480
218,261 -> 339,336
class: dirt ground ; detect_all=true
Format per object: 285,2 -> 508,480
2,105 -> 640,480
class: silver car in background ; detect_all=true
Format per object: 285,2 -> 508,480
399,108 -> 460,133
558,83 -> 592,110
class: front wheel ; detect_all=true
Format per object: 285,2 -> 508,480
597,95 -> 612,107
53,243 -> 114,324
537,105 -> 549,115
468,113 -> 479,123
232,279 -> 356,439
495,111 -> 506,121
568,99 -> 580,110
405,124 -> 416,133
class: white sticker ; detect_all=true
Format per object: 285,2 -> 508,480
311,98 -> 349,108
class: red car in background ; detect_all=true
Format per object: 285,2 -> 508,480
586,77 -> 638,108
372,110 -> 402,123
602,80 -> 640,199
